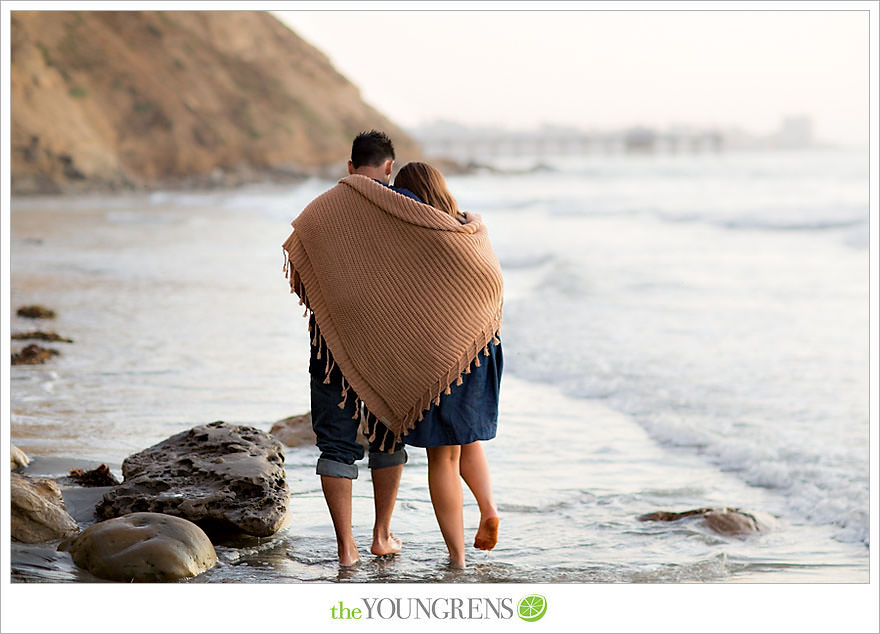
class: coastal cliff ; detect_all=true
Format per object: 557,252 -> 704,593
10,11 -> 421,194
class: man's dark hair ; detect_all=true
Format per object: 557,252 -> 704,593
351,130 -> 395,168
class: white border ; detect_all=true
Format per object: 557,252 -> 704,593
2,2 -> 878,633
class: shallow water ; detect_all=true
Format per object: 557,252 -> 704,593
9,149 -> 869,582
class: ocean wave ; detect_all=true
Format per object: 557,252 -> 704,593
539,202 -> 867,235
500,279 -> 869,547
497,252 -> 555,270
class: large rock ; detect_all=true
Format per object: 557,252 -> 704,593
96,421 -> 289,537
11,473 -> 80,543
270,412 -> 314,447
59,512 -> 217,582
271,411 -> 368,450
702,509 -> 761,536
11,444 -> 30,471
638,507 -> 761,536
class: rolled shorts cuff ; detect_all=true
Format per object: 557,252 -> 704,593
316,457 -> 358,479
368,447 -> 408,470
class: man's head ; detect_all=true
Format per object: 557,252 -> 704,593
348,130 -> 395,183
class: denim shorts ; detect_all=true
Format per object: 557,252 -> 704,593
310,375 -> 407,479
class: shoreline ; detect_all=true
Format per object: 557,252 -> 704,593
7,155 -> 554,200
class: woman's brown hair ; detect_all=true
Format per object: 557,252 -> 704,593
393,162 -> 459,217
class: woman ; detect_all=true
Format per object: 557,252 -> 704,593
393,161 -> 503,568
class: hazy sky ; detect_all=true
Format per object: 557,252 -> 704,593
275,9 -> 869,145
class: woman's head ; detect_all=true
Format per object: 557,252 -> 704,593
393,162 -> 459,217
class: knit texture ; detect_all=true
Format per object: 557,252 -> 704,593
282,174 -> 504,444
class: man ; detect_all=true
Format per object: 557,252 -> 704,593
301,131 -> 419,566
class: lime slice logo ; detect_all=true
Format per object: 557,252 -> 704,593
517,595 -> 547,622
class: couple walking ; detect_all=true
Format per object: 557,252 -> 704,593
282,130 -> 504,568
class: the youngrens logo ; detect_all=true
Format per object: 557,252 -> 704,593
516,595 -> 548,622
330,595 -> 547,622
330,598 -> 513,620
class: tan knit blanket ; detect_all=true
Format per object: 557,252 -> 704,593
282,174 -> 504,444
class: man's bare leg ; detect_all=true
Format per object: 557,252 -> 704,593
320,475 -> 360,566
427,445 -> 466,567
460,441 -> 500,550
370,463 -> 403,556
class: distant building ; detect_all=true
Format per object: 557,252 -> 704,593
770,116 -> 814,149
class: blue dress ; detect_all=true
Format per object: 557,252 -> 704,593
309,329 -> 502,449
400,341 -> 502,447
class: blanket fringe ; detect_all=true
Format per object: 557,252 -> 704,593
366,412 -> 378,443
323,355 -> 335,384
337,376 -> 352,409
394,325 -> 502,446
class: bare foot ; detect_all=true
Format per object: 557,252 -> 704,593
371,531 -> 402,556
338,539 -> 360,566
474,516 -> 500,550
448,555 -> 466,569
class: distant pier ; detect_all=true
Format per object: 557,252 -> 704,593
417,128 -> 725,159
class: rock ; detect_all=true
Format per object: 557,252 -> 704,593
12,343 -> 60,365
638,508 -> 713,522
271,411 -> 368,450
59,512 -> 217,582
270,412 -> 314,447
12,331 -> 74,343
96,421 -> 289,537
638,507 -> 761,536
16,305 -> 56,319
703,509 -> 761,536
11,444 -> 30,471
69,464 -> 120,487
11,473 -> 80,543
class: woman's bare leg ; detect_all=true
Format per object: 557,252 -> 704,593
426,445 -> 466,567
460,441 -> 500,550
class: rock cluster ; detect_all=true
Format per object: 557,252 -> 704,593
11,307 -> 73,365
96,421 -> 289,537
59,512 -> 217,582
